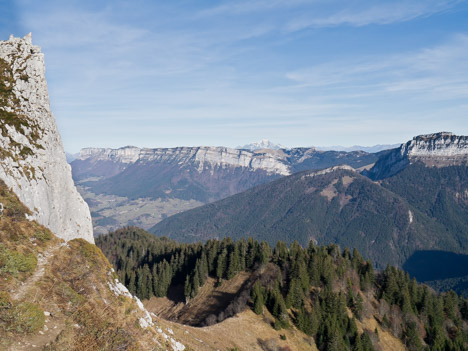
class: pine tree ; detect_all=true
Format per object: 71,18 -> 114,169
227,250 -> 239,280
216,248 -> 227,282
258,241 -> 271,264
360,332 -> 374,351
192,272 -> 200,297
128,271 -> 136,294
252,281 -> 264,315
405,322 -> 422,351
184,275 -> 192,303
401,286 -> 413,315
286,278 -> 304,309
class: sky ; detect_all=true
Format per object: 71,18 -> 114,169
1,0 -> 468,152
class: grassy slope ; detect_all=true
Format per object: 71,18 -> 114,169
0,180 -> 182,350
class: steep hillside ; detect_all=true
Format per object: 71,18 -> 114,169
97,227 -> 468,351
150,165 -> 455,268
72,145 -> 381,234
0,35 -> 92,242
381,163 -> 468,251
0,180 -> 188,350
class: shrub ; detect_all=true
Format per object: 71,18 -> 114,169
0,244 -> 37,276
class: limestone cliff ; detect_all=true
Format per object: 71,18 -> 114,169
78,145 -> 292,176
364,132 -> 468,180
0,34 -> 93,243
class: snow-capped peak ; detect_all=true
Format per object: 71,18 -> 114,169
237,139 -> 286,151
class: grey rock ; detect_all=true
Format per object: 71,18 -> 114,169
364,132 -> 468,180
0,34 -> 93,243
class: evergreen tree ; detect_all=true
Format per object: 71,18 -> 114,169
128,271 -> 136,294
184,275 -> 192,302
216,248 -> 227,282
405,322 -> 422,351
252,281 -> 264,315
361,332 -> 374,351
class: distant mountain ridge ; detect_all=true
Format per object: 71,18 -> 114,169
72,145 -> 382,234
236,139 -> 399,153
316,144 -> 400,153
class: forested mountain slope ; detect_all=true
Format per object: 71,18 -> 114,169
150,165 -> 464,268
97,227 -> 468,351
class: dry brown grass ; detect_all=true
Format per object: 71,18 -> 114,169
156,309 -> 318,351
146,272 -> 251,326
357,317 -> 406,351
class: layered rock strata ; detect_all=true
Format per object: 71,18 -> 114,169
364,132 -> 468,180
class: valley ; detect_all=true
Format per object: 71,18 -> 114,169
71,145 -> 383,235
76,182 -> 203,235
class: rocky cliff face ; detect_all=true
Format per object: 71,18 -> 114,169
404,132 -> 468,158
76,144 -> 382,180
77,145 -> 292,176
0,34 -> 93,243
364,132 -> 468,180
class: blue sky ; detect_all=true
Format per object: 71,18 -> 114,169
1,0 -> 468,152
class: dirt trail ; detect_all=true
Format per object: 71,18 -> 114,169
11,242 -> 63,301
9,242 -> 66,350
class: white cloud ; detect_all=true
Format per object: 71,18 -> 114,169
286,34 -> 468,100
285,0 -> 461,31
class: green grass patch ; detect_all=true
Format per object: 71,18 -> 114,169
75,239 -> 111,269
0,292 -> 45,334
34,229 -> 52,242
0,244 -> 37,276
56,282 -> 85,306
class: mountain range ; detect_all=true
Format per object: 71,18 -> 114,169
315,144 -> 401,153
71,144 -> 384,234
150,132 -> 468,271
235,139 -> 400,153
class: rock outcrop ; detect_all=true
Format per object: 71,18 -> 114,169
405,132 -> 468,158
0,34 -> 93,243
364,132 -> 468,180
